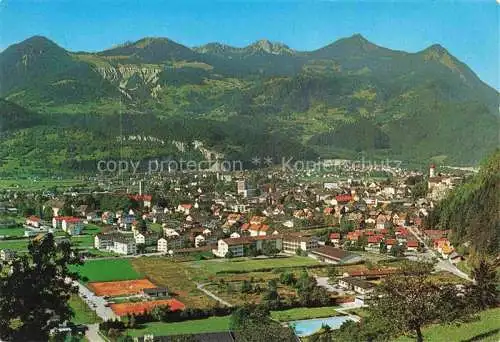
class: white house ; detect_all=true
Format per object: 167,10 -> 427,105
113,237 -> 136,255
157,238 -> 168,253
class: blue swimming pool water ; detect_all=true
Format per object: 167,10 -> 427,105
290,316 -> 354,337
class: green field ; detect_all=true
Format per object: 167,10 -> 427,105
0,179 -> 84,190
0,228 -> 25,238
188,256 -> 320,277
395,308 -> 500,342
0,238 -> 30,251
70,259 -> 142,282
69,235 -> 94,249
150,223 -> 163,233
271,306 -> 341,322
0,233 -> 96,253
69,295 -> 102,325
81,224 -> 102,235
125,316 -> 231,337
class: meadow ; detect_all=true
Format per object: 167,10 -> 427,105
131,257 -> 215,308
0,228 -> 26,238
69,295 -> 102,325
395,308 -> 500,342
71,259 -> 142,282
0,178 -> 84,190
271,306 -> 342,322
187,256 -> 320,278
0,238 -> 30,251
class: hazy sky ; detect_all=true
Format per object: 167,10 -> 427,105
0,0 -> 498,88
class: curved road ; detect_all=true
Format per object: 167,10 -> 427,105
406,226 -> 472,282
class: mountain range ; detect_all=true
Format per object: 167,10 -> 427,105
0,34 -> 498,176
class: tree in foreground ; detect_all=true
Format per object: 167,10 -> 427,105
230,304 -> 296,342
0,234 -> 81,341
470,259 -> 498,310
367,262 -> 472,342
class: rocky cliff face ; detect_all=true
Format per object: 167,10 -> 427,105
96,64 -> 163,98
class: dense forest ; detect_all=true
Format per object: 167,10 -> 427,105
428,150 -> 499,256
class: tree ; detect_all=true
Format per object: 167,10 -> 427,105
261,241 -> 279,257
470,260 -> 498,310
0,234 -> 81,341
368,262 -> 472,342
379,241 -> 388,254
136,244 -> 147,254
241,280 -> 253,294
230,304 -> 296,342
390,244 -> 405,257
279,271 -> 296,286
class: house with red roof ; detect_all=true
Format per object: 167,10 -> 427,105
176,203 -> 193,215
336,194 -> 353,203
249,224 -> 270,237
53,216 -> 83,235
385,238 -> 398,251
406,240 -> 419,252
324,207 -> 334,215
129,194 -> 152,208
329,232 -> 341,245
26,216 -> 41,228
347,231 -> 362,242
367,235 -> 384,247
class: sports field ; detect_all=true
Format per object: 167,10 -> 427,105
110,299 -> 185,316
88,279 -> 157,297
70,259 -> 142,282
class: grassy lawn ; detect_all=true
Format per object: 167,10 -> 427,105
394,308 -> 500,342
457,260 -> 472,277
0,228 -> 26,238
271,306 -> 341,322
188,256 -> 320,278
0,238 -> 29,251
0,234 -> 96,253
0,178 -> 84,190
150,223 -> 163,232
69,295 -> 102,325
69,235 -> 94,249
125,316 -> 231,337
342,307 -> 370,318
429,271 -> 467,285
131,257 -> 215,308
82,224 -> 102,235
71,259 -> 142,282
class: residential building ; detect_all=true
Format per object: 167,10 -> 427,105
94,232 -> 136,255
282,234 -> 319,254
338,277 -> 375,295
53,217 -> 83,235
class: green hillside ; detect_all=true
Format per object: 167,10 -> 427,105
0,34 -> 498,174
429,150 -> 500,256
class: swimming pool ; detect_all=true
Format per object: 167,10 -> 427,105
289,316 -> 355,337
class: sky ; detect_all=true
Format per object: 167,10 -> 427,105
0,0 -> 498,88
